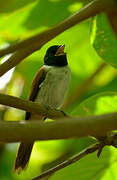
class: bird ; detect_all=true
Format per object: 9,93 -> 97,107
14,44 -> 71,173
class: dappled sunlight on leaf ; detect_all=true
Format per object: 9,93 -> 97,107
93,65 -> 117,87
91,13 -> 117,69
68,2 -> 83,13
94,95 -> 117,115
0,0 -> 34,13
50,146 -> 114,180
32,141 -> 67,163
0,2 -> 38,40
72,92 -> 117,116
23,0 -> 73,30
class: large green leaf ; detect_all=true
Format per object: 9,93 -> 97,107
72,91 -> 117,116
51,146 -> 117,180
91,13 -> 117,69
0,0 -> 83,40
0,0 -> 34,13
50,92 -> 117,180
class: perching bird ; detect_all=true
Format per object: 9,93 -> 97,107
14,45 -> 71,173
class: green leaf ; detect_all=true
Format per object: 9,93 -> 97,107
0,0 -> 83,40
0,0 -> 34,13
51,146 -> 117,180
72,92 -> 117,116
50,92 -> 117,180
91,13 -> 117,69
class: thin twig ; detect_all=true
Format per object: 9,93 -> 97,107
31,130 -> 117,180
31,143 -> 100,180
0,0 -> 116,76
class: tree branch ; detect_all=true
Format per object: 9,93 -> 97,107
0,94 -> 117,142
0,93 -> 66,119
31,143 -> 100,180
0,112 -> 117,142
0,0 -> 116,76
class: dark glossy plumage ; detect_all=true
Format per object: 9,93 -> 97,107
44,45 -> 68,67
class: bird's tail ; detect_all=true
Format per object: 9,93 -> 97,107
14,142 -> 34,174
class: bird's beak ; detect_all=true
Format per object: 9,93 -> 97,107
55,45 -> 65,56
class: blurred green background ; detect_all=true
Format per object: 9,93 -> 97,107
0,0 -> 117,179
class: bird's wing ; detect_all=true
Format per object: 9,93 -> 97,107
25,66 -> 47,120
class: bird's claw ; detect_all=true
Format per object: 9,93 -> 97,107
97,143 -> 105,158
44,105 -> 50,110
60,110 -> 66,116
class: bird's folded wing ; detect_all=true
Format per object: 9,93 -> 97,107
25,66 -> 47,120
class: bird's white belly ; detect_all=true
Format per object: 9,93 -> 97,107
35,65 -> 71,108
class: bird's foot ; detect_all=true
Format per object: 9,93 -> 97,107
96,132 -> 117,157
60,110 -> 67,116
44,105 -> 50,110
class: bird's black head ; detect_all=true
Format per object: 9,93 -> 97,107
44,45 -> 68,67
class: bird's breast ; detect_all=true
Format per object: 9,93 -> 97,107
35,65 -> 71,108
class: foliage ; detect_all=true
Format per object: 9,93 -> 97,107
91,13 -> 117,69
0,0 -> 117,180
